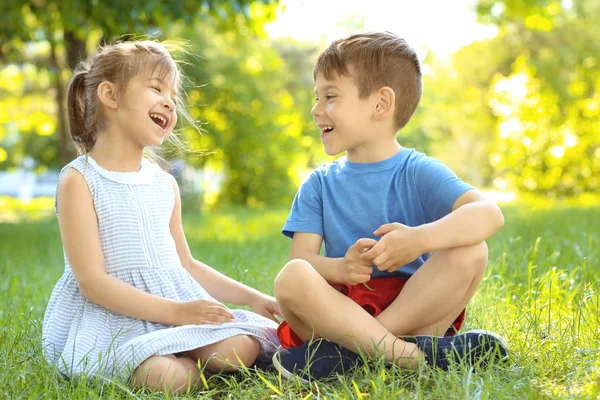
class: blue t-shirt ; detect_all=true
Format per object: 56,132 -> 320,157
282,148 -> 473,278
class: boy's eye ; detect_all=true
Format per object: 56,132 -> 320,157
152,86 -> 161,92
326,95 -> 336,100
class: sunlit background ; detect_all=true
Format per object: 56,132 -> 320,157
1,0 -> 599,221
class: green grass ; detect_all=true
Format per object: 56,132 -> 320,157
1,201 -> 599,399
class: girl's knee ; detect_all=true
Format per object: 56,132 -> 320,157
204,335 -> 260,372
132,355 -> 197,394
226,335 -> 260,369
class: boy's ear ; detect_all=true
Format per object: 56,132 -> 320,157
373,86 -> 395,121
97,81 -> 118,109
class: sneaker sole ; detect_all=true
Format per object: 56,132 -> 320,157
462,329 -> 510,359
272,353 -> 310,384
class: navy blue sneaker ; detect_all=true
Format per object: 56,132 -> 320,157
272,339 -> 363,383
403,329 -> 509,370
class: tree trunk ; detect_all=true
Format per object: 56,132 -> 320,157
64,30 -> 87,69
49,37 -> 72,166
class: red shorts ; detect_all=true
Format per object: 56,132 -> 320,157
277,276 -> 466,349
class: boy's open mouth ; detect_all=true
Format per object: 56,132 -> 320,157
150,113 -> 168,130
321,125 -> 334,135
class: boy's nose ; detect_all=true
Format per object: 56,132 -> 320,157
311,102 -> 322,117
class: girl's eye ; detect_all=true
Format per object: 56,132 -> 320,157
152,86 -> 161,92
326,94 -> 336,100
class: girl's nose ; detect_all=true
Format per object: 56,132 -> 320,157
162,97 -> 175,110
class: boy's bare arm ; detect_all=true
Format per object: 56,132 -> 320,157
290,232 -> 374,284
419,189 -> 504,252
362,189 -> 504,272
289,232 -> 342,283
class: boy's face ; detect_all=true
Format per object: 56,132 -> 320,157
311,70 -> 376,156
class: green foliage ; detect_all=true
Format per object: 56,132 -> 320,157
399,40 -> 515,186
401,0 -> 599,196
0,0 -> 279,170
0,0 -> 324,206
2,0 -> 599,203
473,0 -> 600,195
169,22 -> 321,205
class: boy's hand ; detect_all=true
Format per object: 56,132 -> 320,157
342,238 -> 378,285
361,223 -> 424,272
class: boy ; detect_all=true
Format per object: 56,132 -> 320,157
272,32 -> 509,382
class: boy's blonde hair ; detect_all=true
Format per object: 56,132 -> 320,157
67,40 -> 193,154
314,31 -> 422,130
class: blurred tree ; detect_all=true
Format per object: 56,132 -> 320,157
165,21 -> 320,206
0,0 -> 276,168
400,38 -> 515,187
474,0 -> 600,195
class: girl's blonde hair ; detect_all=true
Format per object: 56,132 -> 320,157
67,39 -> 196,155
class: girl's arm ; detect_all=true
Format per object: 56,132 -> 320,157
57,169 -> 233,326
166,175 -> 275,309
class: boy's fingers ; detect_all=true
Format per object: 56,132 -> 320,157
359,265 -> 373,274
373,255 -> 388,270
353,274 -> 370,285
374,223 -> 398,236
362,243 -> 384,259
355,238 -> 377,251
386,263 -> 400,272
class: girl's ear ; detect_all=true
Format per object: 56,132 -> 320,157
97,81 -> 118,109
373,86 -> 395,121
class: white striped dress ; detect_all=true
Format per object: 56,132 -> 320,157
42,155 -> 280,381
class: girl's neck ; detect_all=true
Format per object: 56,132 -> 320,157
88,131 -> 145,172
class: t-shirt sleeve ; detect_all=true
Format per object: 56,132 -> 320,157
282,171 -> 324,239
416,157 -> 474,223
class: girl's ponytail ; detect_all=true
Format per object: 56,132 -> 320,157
67,66 -> 95,153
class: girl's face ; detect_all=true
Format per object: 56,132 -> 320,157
114,65 -> 179,148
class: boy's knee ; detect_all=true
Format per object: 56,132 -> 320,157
274,259 -> 313,297
446,241 -> 488,275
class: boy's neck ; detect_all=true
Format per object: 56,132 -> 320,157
88,131 -> 145,172
345,137 -> 402,163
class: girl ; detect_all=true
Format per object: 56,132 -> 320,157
42,40 -> 280,394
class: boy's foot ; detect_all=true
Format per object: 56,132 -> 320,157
272,339 -> 363,383
402,330 -> 509,370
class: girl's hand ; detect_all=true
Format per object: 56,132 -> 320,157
175,299 -> 236,326
248,293 -> 283,323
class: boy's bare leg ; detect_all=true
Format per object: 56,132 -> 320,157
375,242 -> 488,337
274,260 -> 422,368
